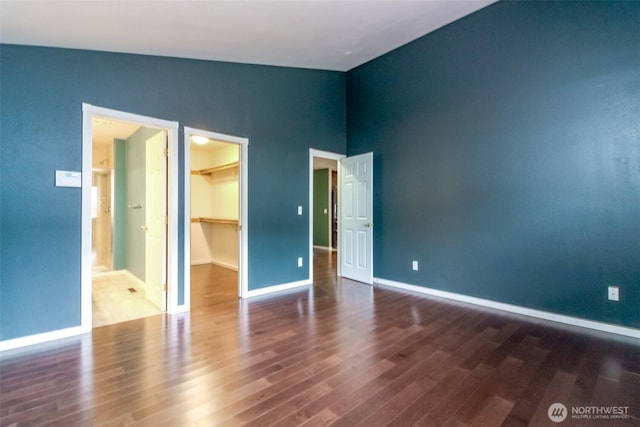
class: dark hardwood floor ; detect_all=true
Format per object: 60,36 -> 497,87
1,251 -> 639,426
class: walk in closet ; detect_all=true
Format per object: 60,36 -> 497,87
190,141 -> 239,270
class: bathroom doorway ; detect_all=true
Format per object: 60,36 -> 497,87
90,118 -> 167,326
83,105 -> 179,330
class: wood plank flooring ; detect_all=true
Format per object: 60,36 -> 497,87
1,251 -> 639,426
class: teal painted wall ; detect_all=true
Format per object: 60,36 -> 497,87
0,45 -> 346,341
2,1 -> 639,342
347,1 -> 640,328
113,138 -> 127,270
313,169 -> 330,247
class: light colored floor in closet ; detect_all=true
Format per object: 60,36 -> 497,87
92,271 -> 163,328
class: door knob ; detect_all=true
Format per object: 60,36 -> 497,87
364,223 -> 372,228
141,225 -> 148,231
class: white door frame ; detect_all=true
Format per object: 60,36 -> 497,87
184,127 -> 249,304
81,104 -> 180,332
309,149 -> 346,281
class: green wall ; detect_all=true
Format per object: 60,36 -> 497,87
113,138 -> 127,270
313,169 -> 330,247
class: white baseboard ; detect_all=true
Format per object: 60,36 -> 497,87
92,269 -> 116,277
169,304 -> 190,314
190,259 -> 238,271
313,245 -> 334,251
245,279 -> 311,298
374,277 -> 640,339
122,269 -> 147,289
0,326 -> 86,352
210,259 -> 239,271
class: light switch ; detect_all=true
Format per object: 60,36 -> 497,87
298,206 -> 303,215
324,208 -> 328,214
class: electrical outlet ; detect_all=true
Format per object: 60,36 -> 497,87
412,260 -> 419,271
298,257 -> 303,267
608,286 -> 619,302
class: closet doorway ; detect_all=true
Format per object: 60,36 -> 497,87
184,127 -> 248,309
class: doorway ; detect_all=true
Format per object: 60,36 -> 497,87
312,159 -> 338,251
90,119 -> 167,326
309,149 -> 374,285
81,104 -> 180,332
184,127 -> 248,309
309,149 -> 345,281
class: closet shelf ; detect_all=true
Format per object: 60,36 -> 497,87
191,161 -> 239,175
191,217 -> 239,226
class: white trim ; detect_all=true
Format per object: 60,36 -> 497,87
210,260 -> 239,271
0,327 -> 85,352
184,134 -> 192,312
190,259 -> 238,271
171,304 -> 190,314
91,269 -> 128,278
374,277 -> 640,339
81,106 -> 93,333
82,104 -> 180,333
167,123 -> 180,314
313,245 -> 333,251
189,257 -> 239,269
184,127 -> 249,303
244,279 -> 311,298
309,149 -> 345,283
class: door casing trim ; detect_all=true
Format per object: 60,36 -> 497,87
184,127 -> 249,303
309,149 -> 345,282
81,103 -> 180,333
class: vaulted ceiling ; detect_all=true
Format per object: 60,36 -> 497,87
0,0 -> 495,71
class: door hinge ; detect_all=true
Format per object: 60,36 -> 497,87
163,148 -> 168,157
163,283 -> 167,292
165,215 -> 168,225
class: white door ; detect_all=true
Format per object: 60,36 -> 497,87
339,152 -> 373,284
145,131 -> 167,310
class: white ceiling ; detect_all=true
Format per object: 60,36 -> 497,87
92,117 -> 140,146
0,0 -> 495,72
92,116 -> 236,151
